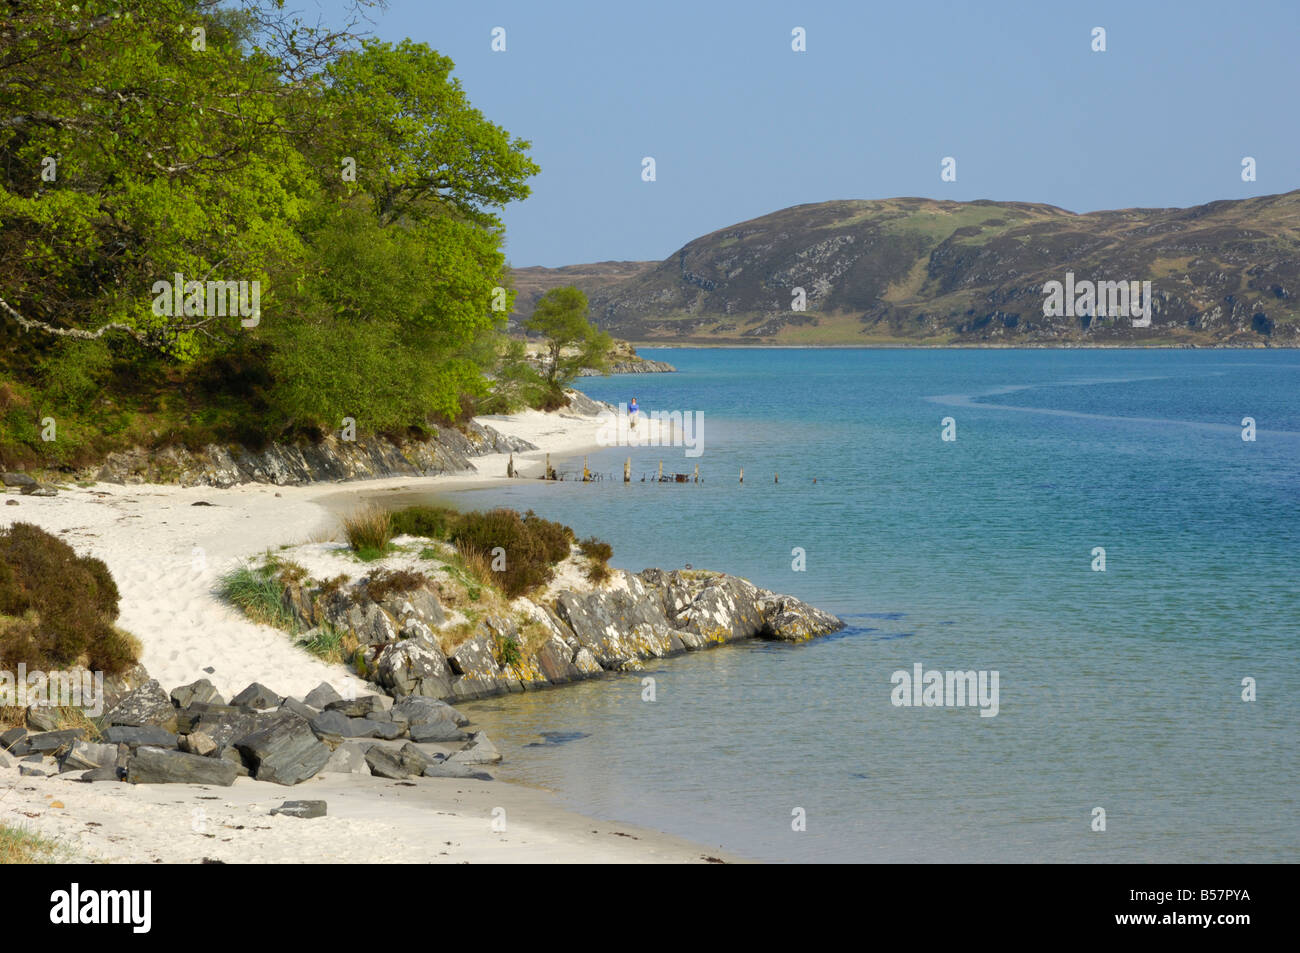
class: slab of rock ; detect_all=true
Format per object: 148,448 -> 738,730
373,639 -> 453,699
423,761 -> 494,781
104,726 -> 179,749
181,731 -> 217,757
78,766 -> 122,783
170,678 -> 224,708
303,682 -> 343,709
341,600 -> 399,646
27,729 -> 84,755
364,741 -> 434,780
380,586 -> 445,627
1,727 -> 29,755
105,680 -> 176,728
270,799 -> 326,819
127,747 -> 237,786
757,593 -> 844,642
324,694 -> 389,718
19,763 -> 48,777
447,732 -> 502,766
24,707 -> 60,732
321,742 -> 369,775
310,710 -> 403,742
0,751 -> 9,769
394,697 -> 468,743
1,472 -> 36,487
278,697 -> 318,721
229,682 -> 283,710
236,717 -> 330,785
62,740 -> 118,771
535,634 -> 584,684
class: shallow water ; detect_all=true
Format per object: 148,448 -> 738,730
432,349 -> 1298,862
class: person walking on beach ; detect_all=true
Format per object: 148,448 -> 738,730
629,396 -> 639,430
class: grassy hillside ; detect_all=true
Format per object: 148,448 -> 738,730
509,193 -> 1300,346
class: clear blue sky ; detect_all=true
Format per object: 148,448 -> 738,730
317,0 -> 1299,267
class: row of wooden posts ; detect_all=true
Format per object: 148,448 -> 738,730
507,453 -> 783,483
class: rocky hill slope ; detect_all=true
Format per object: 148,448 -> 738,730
511,191 -> 1300,346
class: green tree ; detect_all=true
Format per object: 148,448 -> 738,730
525,287 -> 611,404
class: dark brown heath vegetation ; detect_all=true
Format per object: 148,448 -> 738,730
0,522 -> 139,675
508,191 -> 1300,346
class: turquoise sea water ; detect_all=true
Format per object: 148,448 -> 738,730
438,349 -> 1299,862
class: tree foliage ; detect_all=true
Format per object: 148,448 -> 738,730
525,287 -> 611,404
0,1 -> 539,462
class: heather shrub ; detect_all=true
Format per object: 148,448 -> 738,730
450,508 -> 573,598
0,523 -> 139,674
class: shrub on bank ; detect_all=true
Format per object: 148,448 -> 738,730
0,522 -> 139,675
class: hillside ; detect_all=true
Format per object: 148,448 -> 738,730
509,192 -> 1300,346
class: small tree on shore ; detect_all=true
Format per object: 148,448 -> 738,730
525,287 -> 611,406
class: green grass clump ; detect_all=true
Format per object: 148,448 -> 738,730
342,506 -> 393,557
218,563 -> 299,633
0,823 -> 64,864
0,522 -> 139,675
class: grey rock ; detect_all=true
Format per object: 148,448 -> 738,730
78,766 -> 123,783
364,742 -> 434,780
229,682 -> 283,710
1,472 -> 36,487
62,740 -> 118,771
24,707 -> 60,732
126,747 -> 237,786
181,731 -> 217,757
448,731 -> 502,765
170,678 -> 224,708
270,799 -> 327,819
19,763 -> 47,777
236,717 -> 330,785
394,696 -> 469,743
105,679 -> 176,728
183,708 -> 298,750
535,634 -> 583,684
104,726 -> 179,749
374,639 -> 453,699
321,742 -> 369,775
1,726 -> 28,752
216,745 -> 251,777
423,761 -> 494,781
20,482 -> 57,496
324,694 -> 388,718
27,729 -> 84,755
310,710 -> 403,742
278,697 -> 318,721
572,647 -> 602,675
343,601 -> 399,647
380,586 -> 445,627
0,751 -> 9,769
303,682 -> 343,709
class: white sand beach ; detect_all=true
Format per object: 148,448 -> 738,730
0,405 -> 733,863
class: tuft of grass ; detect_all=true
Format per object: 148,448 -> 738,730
218,563 -> 299,633
297,623 -> 356,666
0,823 -> 63,864
342,506 -> 393,557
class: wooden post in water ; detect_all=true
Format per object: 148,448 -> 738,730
739,466 -> 744,483
624,457 -> 631,483
657,460 -> 663,482
506,453 -> 514,478
693,464 -> 699,483
582,456 -> 590,482
775,471 -> 779,484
